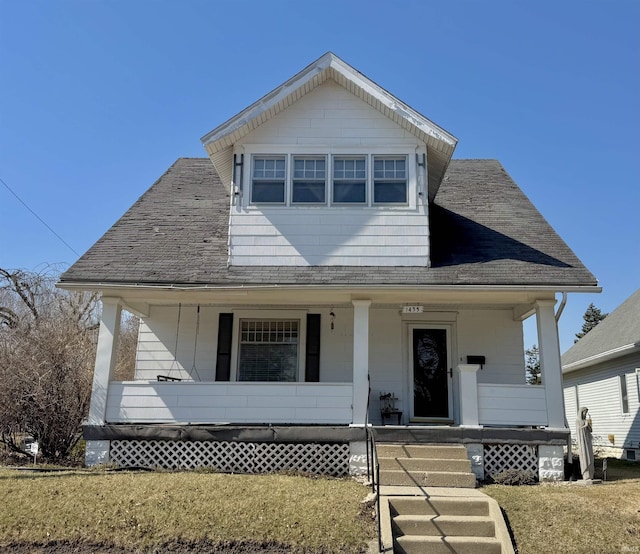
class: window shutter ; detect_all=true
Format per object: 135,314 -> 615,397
215,313 -> 233,381
305,314 -> 321,382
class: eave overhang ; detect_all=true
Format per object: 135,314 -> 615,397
200,52 -> 458,202
562,343 -> 640,374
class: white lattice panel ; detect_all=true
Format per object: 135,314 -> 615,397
109,440 -> 348,476
484,444 -> 538,478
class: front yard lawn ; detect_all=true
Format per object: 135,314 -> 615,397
0,469 -> 375,553
483,458 -> 640,554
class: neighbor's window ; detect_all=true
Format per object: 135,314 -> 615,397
292,156 -> 326,203
252,156 -> 286,203
373,156 -> 407,203
333,156 -> 366,203
238,320 -> 299,382
620,374 -> 629,414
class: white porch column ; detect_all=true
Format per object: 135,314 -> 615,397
352,299 -> 371,426
458,364 -> 481,427
535,299 -> 565,429
87,297 -> 122,426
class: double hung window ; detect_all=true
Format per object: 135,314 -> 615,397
333,157 -> 366,203
252,157 -> 286,203
238,320 -> 299,382
373,157 -> 407,203
292,157 -> 326,203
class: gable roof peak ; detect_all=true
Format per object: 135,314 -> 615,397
200,52 -> 457,200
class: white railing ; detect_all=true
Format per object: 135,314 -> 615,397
105,381 -> 353,424
477,384 -> 548,426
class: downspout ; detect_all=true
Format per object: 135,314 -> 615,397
554,292 -> 572,465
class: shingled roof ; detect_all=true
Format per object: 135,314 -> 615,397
59,158 -> 597,288
562,289 -> 640,372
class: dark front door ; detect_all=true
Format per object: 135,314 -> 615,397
412,328 -> 450,419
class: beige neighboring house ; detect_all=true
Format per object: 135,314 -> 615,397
563,289 -> 640,460
58,52 -> 599,481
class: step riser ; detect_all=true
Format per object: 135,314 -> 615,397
380,470 -> 477,488
379,457 -> 471,472
393,517 -> 495,537
389,497 -> 490,517
395,536 -> 502,554
377,444 -> 469,459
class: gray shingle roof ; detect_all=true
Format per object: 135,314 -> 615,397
59,158 -> 597,287
562,289 -> 640,369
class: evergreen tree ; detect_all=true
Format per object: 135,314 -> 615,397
525,345 -> 541,385
574,303 -> 607,342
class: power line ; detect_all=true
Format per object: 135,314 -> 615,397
0,175 -> 80,257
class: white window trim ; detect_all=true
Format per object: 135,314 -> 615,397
240,145 -> 421,210
228,309 -> 308,382
619,373 -> 630,415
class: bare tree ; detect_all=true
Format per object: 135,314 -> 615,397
0,267 -> 99,460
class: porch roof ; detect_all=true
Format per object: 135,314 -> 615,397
59,158 -> 597,288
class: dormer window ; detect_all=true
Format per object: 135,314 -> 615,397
247,150 -> 417,207
373,156 -> 407,204
251,156 -> 286,203
292,156 -> 326,204
333,156 -> 367,203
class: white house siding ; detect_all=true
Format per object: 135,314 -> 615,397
457,309 -> 526,385
230,81 -> 429,266
135,305 -> 220,381
563,351 -> 640,453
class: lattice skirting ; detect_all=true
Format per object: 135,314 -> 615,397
109,440 -> 349,476
484,444 -> 538,478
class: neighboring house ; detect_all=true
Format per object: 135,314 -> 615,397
563,289 -> 640,461
59,52 -> 599,481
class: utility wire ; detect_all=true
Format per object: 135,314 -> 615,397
0,175 -> 80,257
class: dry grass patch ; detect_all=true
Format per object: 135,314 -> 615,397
0,469 -> 375,553
484,459 -> 640,554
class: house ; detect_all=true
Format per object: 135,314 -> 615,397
563,289 -> 640,461
59,52 -> 599,481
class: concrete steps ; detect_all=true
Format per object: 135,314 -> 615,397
375,443 -> 513,553
377,443 -> 476,489
387,494 -> 504,554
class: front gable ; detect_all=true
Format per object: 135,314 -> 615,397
201,53 -> 458,268
201,52 -> 457,202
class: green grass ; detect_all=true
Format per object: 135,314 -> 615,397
483,459 -> 640,554
0,469 -> 376,552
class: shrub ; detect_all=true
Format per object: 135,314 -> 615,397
490,468 -> 537,486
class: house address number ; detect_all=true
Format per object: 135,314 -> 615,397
402,305 -> 423,314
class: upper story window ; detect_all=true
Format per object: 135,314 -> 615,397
251,156 -> 286,203
333,157 -> 367,203
247,151 -> 417,207
292,157 -> 326,204
373,156 -> 407,204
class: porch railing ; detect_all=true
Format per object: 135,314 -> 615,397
105,381 -> 353,424
477,383 -> 548,426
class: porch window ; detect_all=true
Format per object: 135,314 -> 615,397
332,156 -> 366,203
251,156 -> 286,203
373,156 -> 407,203
238,320 -> 299,381
292,156 -> 326,203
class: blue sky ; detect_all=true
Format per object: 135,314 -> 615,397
1,0 -> 638,352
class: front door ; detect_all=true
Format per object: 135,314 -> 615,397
410,327 -> 452,420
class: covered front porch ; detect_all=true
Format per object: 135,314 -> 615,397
87,288 -> 567,432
